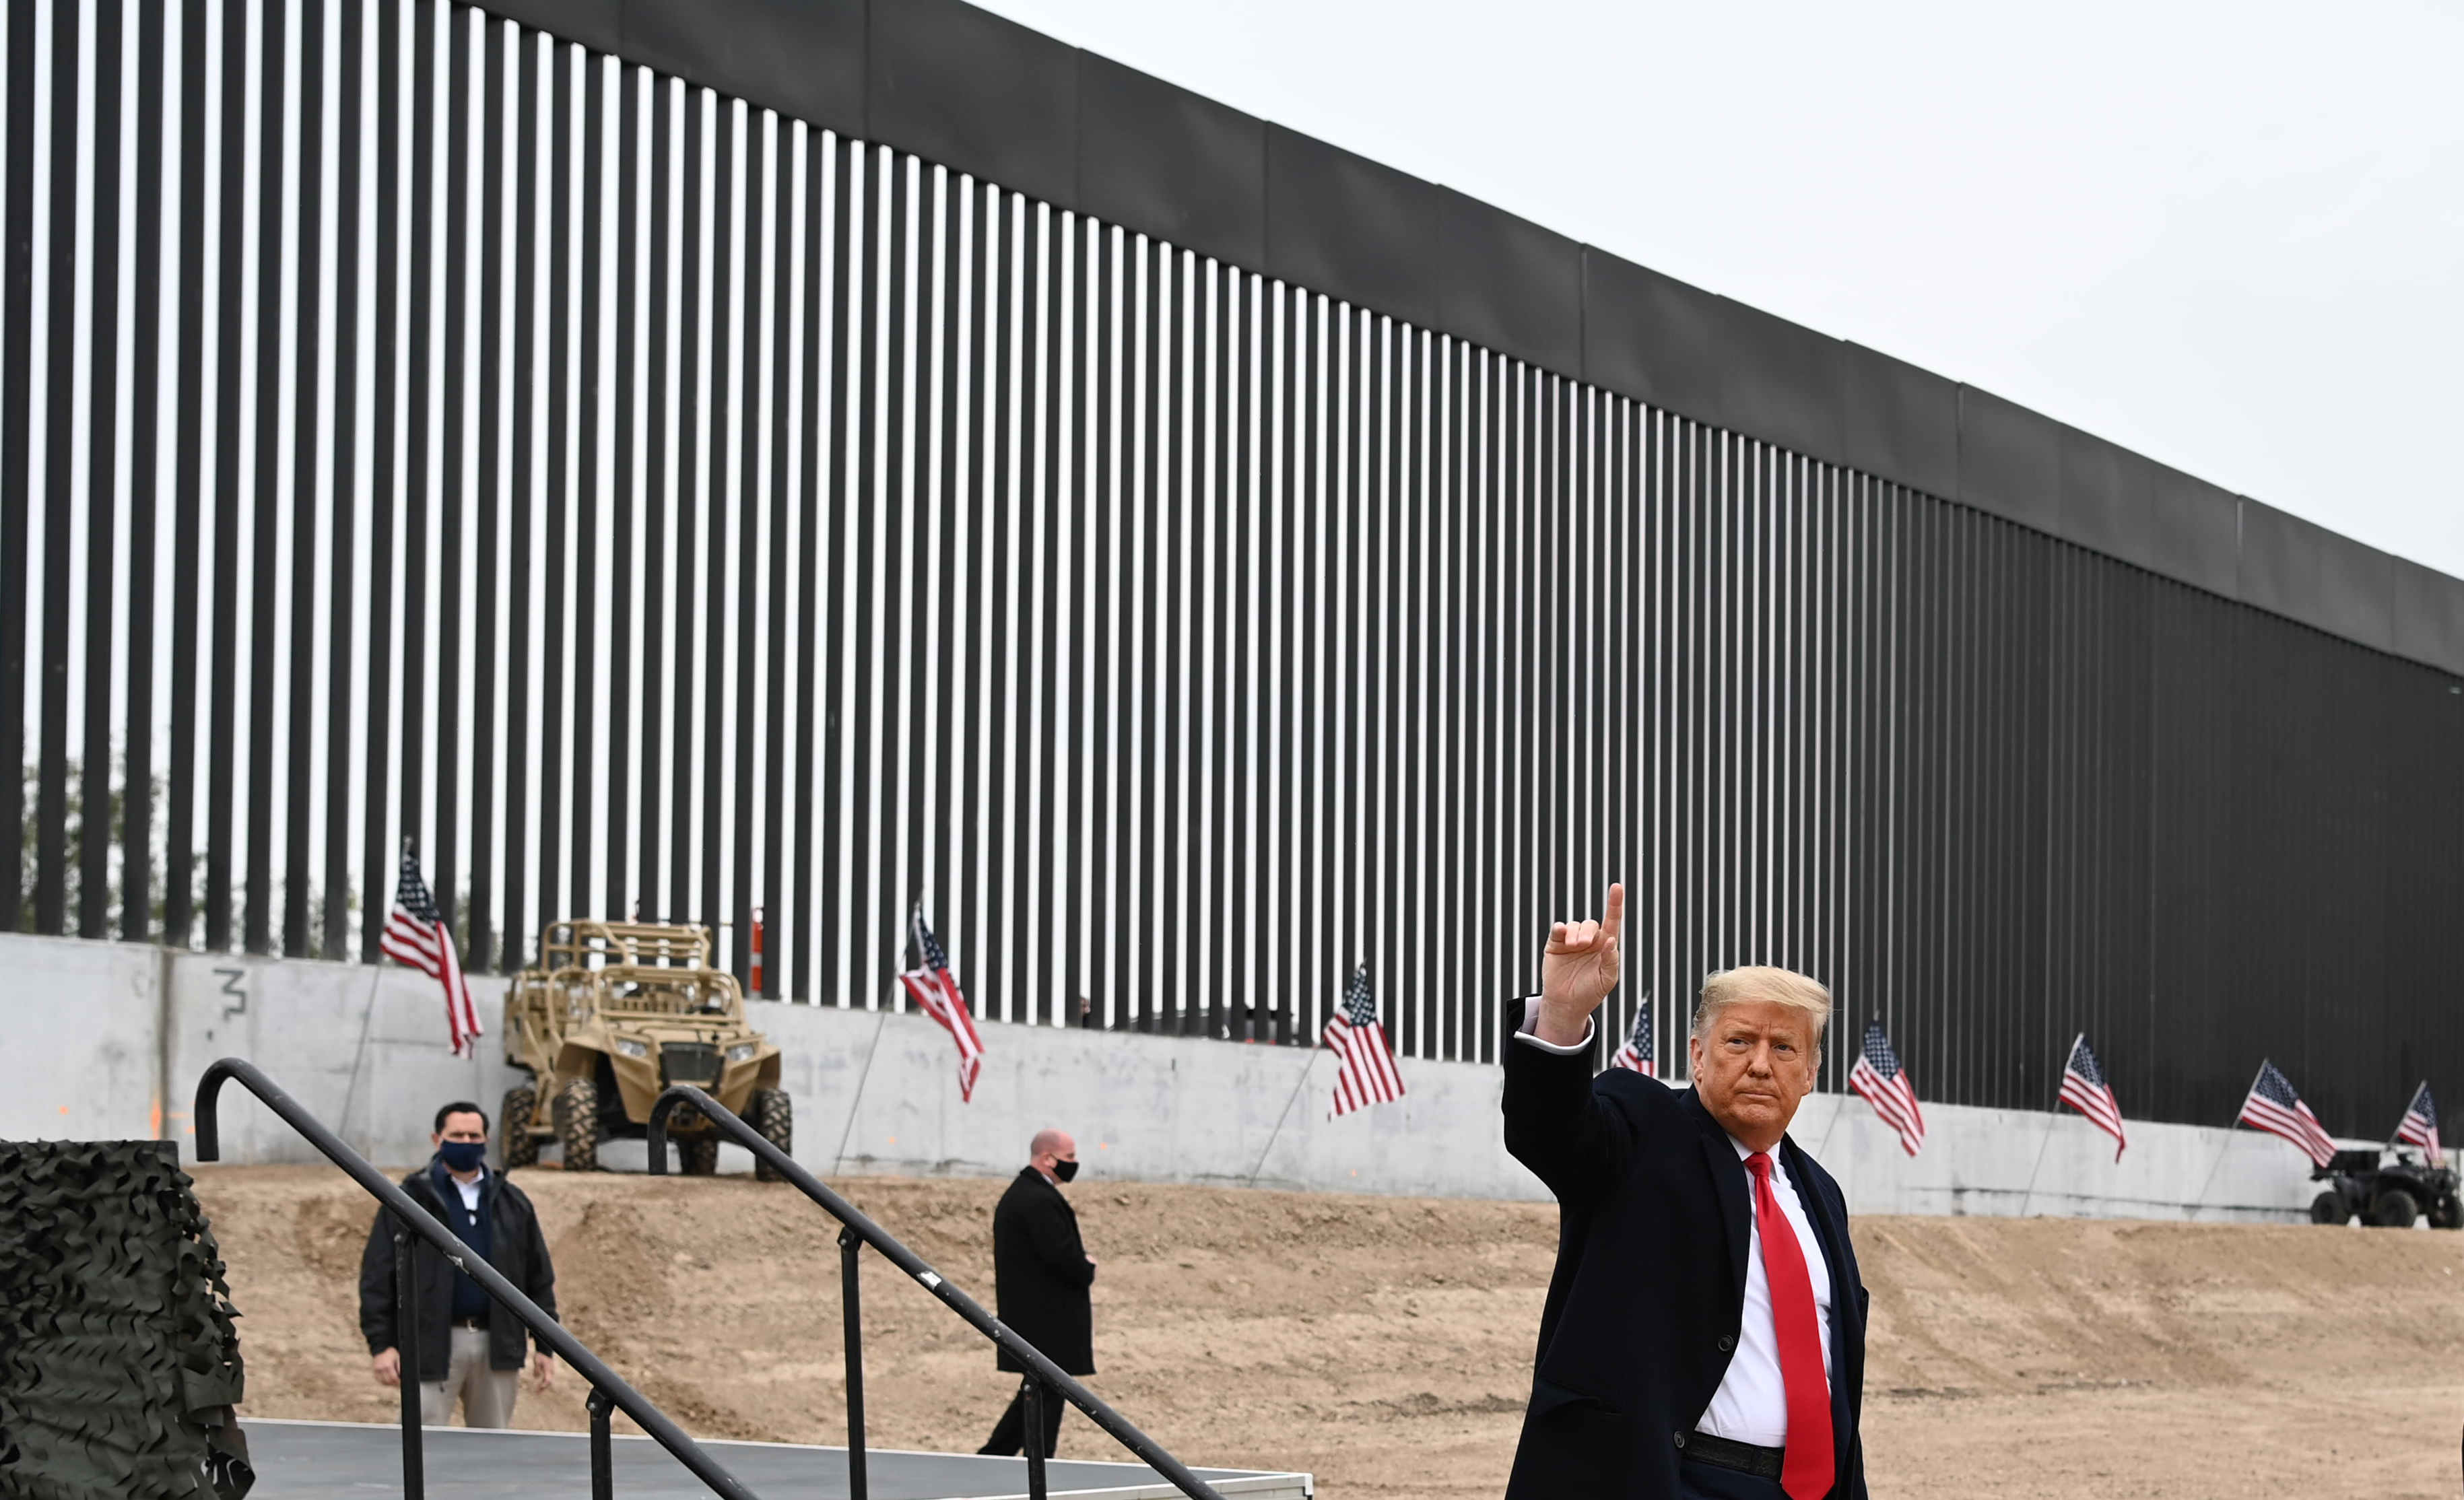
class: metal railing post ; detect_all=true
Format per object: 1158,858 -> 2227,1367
394,1224 -> 424,1499
646,1084 -> 1228,1500
1024,1377 -> 1049,1500
840,1226 -> 868,1500
590,1387 -> 615,1500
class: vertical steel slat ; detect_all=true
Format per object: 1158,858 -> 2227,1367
398,0 -> 433,920
785,117 -> 826,998
844,140 -> 876,1002
123,0 -> 167,944
1036,206 -> 1065,1029
239,0 -> 286,953
432,1 -> 467,951
605,57 -> 638,928
77,0 -> 121,941
727,104 -> 768,983
1063,209 -> 1089,1027
466,13 -> 504,969
31,0 -> 77,937
357,0 -> 401,962
537,34 -> 570,949
665,83 -> 701,926
875,147 -> 908,998
319,0 -> 363,959
569,46 -> 602,927
758,109 -> 793,996
498,22 -> 537,967
0,0 -> 36,934
696,92 -> 731,952
727,103 -> 770,982
636,69 -> 669,928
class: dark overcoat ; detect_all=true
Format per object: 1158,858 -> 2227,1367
1501,1034 -> 1869,1500
358,1161 -> 560,1377
991,1167 -> 1096,1375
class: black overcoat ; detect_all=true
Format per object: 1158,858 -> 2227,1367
991,1167 -> 1096,1375
358,1162 -> 560,1377
1501,1033 -> 1869,1500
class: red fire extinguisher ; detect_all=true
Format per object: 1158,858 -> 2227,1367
750,907 -> 765,995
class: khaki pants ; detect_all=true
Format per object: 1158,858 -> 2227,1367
419,1326 -> 521,1428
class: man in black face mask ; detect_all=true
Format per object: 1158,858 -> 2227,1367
358,1101 -> 560,1427
979,1127 -> 1095,1459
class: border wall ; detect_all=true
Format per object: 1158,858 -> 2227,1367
2,933 -> 2371,1223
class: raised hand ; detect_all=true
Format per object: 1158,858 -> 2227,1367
1535,883 -> 1624,1046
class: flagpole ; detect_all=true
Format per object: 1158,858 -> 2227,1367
2191,1060 -> 2269,1219
1812,1092 -> 1849,1162
1246,1048 -> 1321,1190
830,1009 -> 894,1177
2185,1135 -> 2234,1221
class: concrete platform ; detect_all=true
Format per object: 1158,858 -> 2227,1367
242,1419 -> 1312,1499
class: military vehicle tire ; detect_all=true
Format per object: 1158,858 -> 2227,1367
2369,1187 -> 2419,1229
751,1089 -> 793,1182
556,1076 -> 601,1173
2432,1195 -> 2464,1231
501,1085 -> 540,1170
2308,1190 -> 2348,1225
681,1136 -> 721,1176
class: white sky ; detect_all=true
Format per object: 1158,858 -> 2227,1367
972,0 -> 2464,579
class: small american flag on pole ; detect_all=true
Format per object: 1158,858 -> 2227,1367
2236,1059 -> 2337,1168
898,906 -> 985,1102
1323,965 -> 1405,1119
2393,1081 -> 2440,1163
2057,1033 -> 2126,1161
1849,1020 -> 1926,1157
1609,992 -> 1654,1077
381,847 -> 481,1057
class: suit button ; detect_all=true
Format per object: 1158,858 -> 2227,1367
1717,1334 -> 1735,1353
1673,1433 -> 1687,1450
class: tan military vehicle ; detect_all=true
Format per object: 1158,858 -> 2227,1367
500,920 -> 791,1179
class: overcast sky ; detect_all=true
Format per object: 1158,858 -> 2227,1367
972,0 -> 2464,580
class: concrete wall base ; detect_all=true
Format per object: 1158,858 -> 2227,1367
1,932 -> 2395,1223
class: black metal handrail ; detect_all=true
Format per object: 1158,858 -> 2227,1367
193,1058 -> 760,1499
647,1085 -> 1228,1500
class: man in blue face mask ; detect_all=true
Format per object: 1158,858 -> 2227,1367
357,1101 -> 560,1427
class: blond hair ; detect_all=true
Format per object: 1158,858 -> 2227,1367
1691,965 -> 1832,1043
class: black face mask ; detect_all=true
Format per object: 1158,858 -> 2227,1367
1053,1159 -> 1080,1184
438,1140 -> 488,1173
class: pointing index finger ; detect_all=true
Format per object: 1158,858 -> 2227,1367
1601,883 -> 1626,947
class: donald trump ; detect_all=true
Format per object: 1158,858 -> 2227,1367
1502,883 -> 1869,1499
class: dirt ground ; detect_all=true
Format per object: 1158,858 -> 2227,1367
193,1164 -> 2464,1498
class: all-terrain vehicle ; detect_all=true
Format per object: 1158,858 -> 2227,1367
2309,1146 -> 2461,1229
500,920 -> 791,1180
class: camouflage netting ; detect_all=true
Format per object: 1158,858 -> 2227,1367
0,1140 -> 253,1499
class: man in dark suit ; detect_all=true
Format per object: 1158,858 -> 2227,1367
358,1101 -> 558,1427
1502,884 -> 1868,1500
979,1127 -> 1096,1459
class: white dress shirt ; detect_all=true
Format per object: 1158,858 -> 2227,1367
1513,1004 -> 1834,1448
450,1167 -> 484,1215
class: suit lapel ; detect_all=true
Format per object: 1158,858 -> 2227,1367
1686,1092 -> 1752,1305
1783,1135 -> 1861,1478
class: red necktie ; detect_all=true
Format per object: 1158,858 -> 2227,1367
1745,1151 -> 1834,1500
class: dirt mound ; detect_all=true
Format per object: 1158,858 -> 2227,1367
193,1166 -> 2463,1499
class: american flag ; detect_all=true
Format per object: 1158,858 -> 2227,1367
1849,1020 -> 1926,1157
2394,1081 -> 2441,1162
1609,992 -> 1654,1077
380,848 -> 481,1057
1323,965 -> 1405,1119
2236,1059 -> 2338,1168
2057,1033 -> 2126,1161
898,906 -> 985,1102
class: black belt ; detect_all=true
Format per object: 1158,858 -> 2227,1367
449,1314 -> 489,1329
1682,1430 -> 1785,1480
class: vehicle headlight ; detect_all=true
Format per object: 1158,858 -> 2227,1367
613,1037 -> 650,1059
727,1042 -> 760,1064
